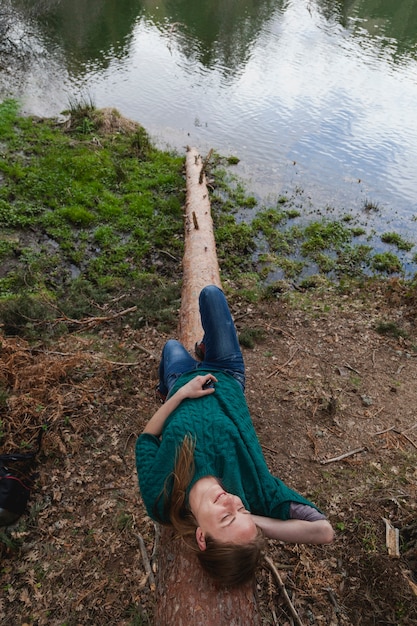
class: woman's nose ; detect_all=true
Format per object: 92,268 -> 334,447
230,494 -> 242,510
221,493 -> 235,506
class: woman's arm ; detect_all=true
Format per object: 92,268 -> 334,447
251,514 -> 334,544
142,374 -> 217,436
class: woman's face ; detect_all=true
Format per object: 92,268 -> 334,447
189,478 -> 258,548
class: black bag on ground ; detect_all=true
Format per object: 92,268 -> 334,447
0,465 -> 32,526
0,426 -> 45,527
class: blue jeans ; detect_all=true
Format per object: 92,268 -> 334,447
158,285 -> 245,396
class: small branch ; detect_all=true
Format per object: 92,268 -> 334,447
324,587 -> 341,615
159,249 -> 179,262
343,362 -> 361,376
320,447 -> 366,465
265,556 -> 303,626
373,425 -> 395,436
34,341 -> 158,364
50,305 -> 138,331
374,426 -> 417,450
151,523 -> 161,571
383,517 -> 400,557
266,348 -> 299,379
262,444 -> 280,456
264,556 -> 305,626
396,430 -> 417,450
136,532 -> 156,590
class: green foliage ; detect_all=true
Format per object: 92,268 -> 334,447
371,252 -> 402,274
381,232 -> 414,252
335,244 -> 373,278
0,99 -> 20,137
0,295 -> 56,338
301,220 -> 352,254
252,207 -> 288,231
0,100 -> 185,334
64,96 -> 97,134
363,199 -> 380,212
375,321 -> 408,339
239,327 -> 265,349
59,206 -> 97,227
0,199 -> 42,228
274,256 -> 306,279
214,214 -> 255,275
130,127 -> 153,160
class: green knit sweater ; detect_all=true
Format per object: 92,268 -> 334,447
136,370 -> 317,523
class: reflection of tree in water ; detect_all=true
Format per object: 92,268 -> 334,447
2,0 -> 417,84
5,0 -> 284,77
150,0 -> 283,75
0,0 -> 34,63
0,1 -> 71,107
10,0 -> 141,72
316,0 -> 417,61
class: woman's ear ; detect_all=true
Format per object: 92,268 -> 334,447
195,527 -> 207,551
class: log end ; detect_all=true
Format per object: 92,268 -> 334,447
154,529 -> 260,626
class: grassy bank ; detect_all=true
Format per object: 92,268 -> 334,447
0,99 -> 416,341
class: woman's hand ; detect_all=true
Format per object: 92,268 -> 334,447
142,374 -> 217,436
179,374 -> 218,399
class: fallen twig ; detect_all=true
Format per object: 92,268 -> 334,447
383,517 -> 400,557
267,348 -> 299,379
343,362 -> 361,376
136,532 -> 156,590
396,430 -> 417,450
324,587 -> 341,615
159,248 -> 179,262
374,426 -> 417,450
264,555 -> 305,626
151,523 -> 161,572
53,305 -> 138,330
262,321 -> 295,340
320,447 -> 367,465
262,444 -> 280,456
34,342 -> 158,364
373,425 -> 395,436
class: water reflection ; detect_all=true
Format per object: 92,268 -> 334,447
2,0 -> 417,268
319,0 -> 417,58
13,0 -> 417,73
14,0 -> 141,70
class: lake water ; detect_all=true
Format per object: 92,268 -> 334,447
2,0 -> 417,269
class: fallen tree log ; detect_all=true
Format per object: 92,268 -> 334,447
178,147 -> 222,349
153,147 -> 260,625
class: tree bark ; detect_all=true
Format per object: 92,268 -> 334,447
178,146 -> 222,351
153,147 -> 260,625
153,528 -> 260,625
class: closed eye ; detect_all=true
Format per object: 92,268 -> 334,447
221,508 -> 249,526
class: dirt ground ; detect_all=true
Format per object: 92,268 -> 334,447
1,279 -> 417,625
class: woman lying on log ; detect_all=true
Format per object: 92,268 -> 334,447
136,285 -> 334,587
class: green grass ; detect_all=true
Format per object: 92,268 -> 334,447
0,99 -> 415,340
0,100 -> 185,331
381,232 -> 414,252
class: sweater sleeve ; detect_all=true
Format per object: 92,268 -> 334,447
135,433 -> 168,521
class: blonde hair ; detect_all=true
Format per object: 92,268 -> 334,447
156,434 -> 265,587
